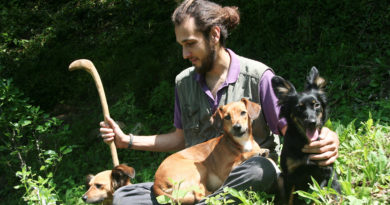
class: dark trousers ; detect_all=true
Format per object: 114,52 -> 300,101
113,156 -> 280,205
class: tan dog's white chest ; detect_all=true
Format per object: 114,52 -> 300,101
234,133 -> 252,152
207,172 -> 224,192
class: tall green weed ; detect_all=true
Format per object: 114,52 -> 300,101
0,78 -> 74,204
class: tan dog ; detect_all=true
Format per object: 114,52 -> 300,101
153,98 -> 267,204
82,164 -> 135,205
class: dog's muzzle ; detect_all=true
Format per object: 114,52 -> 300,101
232,124 -> 247,137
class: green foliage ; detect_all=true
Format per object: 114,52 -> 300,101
15,166 -> 59,205
295,177 -> 341,204
336,117 -> 390,204
1,0 -> 180,110
146,81 -> 175,133
0,78 -> 73,203
59,178 -> 86,205
206,187 -> 274,205
14,146 -> 74,205
156,179 -> 202,205
109,80 -> 174,135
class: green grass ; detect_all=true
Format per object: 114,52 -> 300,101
334,117 -> 390,204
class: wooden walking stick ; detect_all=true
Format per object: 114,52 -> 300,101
69,59 -> 119,167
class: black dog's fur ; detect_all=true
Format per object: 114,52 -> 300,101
272,67 -> 340,204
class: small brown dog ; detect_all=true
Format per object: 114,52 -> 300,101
153,98 -> 267,204
82,164 -> 135,205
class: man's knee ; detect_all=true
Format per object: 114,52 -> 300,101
241,157 -> 278,191
112,182 -> 157,205
112,185 -> 129,205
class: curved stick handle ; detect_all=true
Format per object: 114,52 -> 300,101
69,59 -> 119,167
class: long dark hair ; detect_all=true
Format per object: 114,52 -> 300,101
172,0 -> 240,47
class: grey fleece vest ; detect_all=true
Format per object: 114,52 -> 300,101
175,56 -> 277,156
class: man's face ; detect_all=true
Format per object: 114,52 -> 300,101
175,17 -> 216,74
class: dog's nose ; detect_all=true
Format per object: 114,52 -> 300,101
233,124 -> 242,132
82,195 -> 88,202
305,118 -> 316,127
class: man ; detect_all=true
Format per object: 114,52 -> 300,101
100,0 -> 339,204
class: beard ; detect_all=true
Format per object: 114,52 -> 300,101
194,42 -> 216,75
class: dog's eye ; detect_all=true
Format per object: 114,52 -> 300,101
241,111 -> 246,116
95,184 -> 102,189
224,114 -> 231,120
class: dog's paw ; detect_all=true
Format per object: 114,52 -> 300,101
260,148 -> 270,157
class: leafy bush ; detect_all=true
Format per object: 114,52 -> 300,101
206,187 -> 274,205
0,78 -> 73,204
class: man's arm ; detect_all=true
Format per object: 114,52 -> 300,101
100,116 -> 185,152
259,70 -> 287,135
132,128 -> 185,152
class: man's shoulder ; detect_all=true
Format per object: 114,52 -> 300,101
175,66 -> 196,84
238,56 -> 273,77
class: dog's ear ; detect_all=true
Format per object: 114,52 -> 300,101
111,164 -> 136,191
211,106 -> 224,131
241,98 -> 261,120
305,67 -> 326,92
85,174 -> 94,187
271,76 -> 297,101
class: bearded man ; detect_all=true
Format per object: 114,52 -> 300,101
99,1 -> 340,204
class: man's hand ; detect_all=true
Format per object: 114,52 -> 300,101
301,127 -> 339,166
100,115 -> 131,149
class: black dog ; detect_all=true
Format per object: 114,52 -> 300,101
272,67 -> 340,204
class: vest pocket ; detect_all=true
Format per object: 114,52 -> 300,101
182,105 -> 201,147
